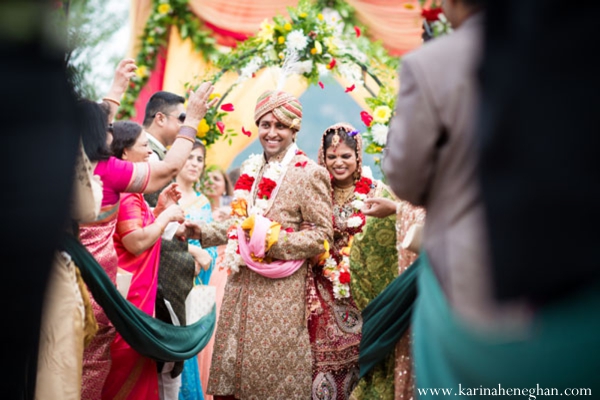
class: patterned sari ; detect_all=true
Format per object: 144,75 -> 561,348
349,190 -> 425,400
102,192 -> 161,399
179,192 -> 218,400
348,184 -> 398,400
79,157 -> 149,400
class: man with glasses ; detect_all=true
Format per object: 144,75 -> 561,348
142,90 -> 198,399
143,91 -> 187,163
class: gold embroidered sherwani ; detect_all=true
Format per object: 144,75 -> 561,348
203,147 -> 333,399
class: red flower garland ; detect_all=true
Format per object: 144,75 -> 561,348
257,177 -> 277,200
339,271 -> 351,284
234,173 -> 255,191
421,7 -> 443,22
355,177 -> 373,194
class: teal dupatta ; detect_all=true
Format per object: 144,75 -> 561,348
358,257 -> 420,379
62,234 -> 216,363
413,252 -> 600,399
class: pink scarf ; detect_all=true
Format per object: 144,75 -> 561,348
237,214 -> 304,279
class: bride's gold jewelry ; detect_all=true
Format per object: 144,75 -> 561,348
333,184 -> 355,205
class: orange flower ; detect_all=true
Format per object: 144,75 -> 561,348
340,245 -> 352,257
231,198 -> 248,218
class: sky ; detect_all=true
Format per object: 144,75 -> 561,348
87,0 -> 131,97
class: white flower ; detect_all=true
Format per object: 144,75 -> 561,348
263,162 -> 283,180
370,123 -> 389,146
225,240 -> 242,274
347,216 -> 363,228
317,63 -> 329,77
242,154 -> 264,175
296,59 -> 314,75
336,61 -> 363,86
286,30 -> 309,52
253,199 -> 269,214
234,189 -> 250,200
361,166 -> 374,180
264,45 -> 279,62
322,8 -> 344,35
352,199 -> 365,210
239,57 -> 263,81
325,257 -> 337,268
333,283 -> 350,299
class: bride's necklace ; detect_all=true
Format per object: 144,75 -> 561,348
333,184 -> 355,205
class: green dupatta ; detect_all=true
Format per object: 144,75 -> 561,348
62,234 -> 216,362
358,257 -> 420,379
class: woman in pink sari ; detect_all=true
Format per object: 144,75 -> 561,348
78,59 -> 217,400
102,121 -> 190,399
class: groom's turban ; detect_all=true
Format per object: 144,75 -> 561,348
254,90 -> 303,131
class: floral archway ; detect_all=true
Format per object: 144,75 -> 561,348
122,0 -> 446,168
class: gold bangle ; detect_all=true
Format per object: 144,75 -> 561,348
102,97 -> 121,107
176,134 -> 195,144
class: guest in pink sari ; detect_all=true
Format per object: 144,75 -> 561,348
78,59 -> 217,400
101,121 -> 188,399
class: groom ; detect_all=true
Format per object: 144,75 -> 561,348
185,90 -> 333,399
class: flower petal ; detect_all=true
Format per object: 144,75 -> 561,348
216,121 -> 225,134
221,103 -> 235,112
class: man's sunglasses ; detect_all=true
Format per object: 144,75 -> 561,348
153,112 -> 186,123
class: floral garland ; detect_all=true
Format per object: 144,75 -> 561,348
321,175 -> 372,299
118,0 -> 220,120
223,146 -> 300,273
183,0 -> 400,150
359,2 -> 453,166
119,0 -> 451,156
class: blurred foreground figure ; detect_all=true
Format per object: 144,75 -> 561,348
0,1 -> 80,398
478,0 -> 600,305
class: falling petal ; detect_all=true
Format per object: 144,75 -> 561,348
217,121 -> 225,134
345,84 -> 356,93
221,103 -> 235,112
242,126 -> 252,137
318,81 -> 324,89
360,111 -> 373,127
354,26 -> 361,38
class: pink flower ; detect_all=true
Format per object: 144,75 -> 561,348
216,121 -> 225,134
221,103 -> 235,112
360,111 -> 373,127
